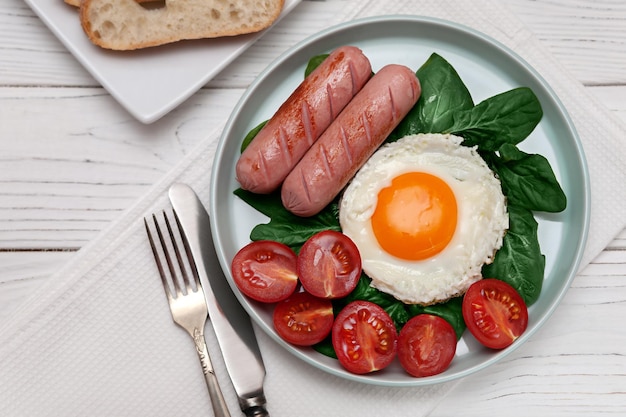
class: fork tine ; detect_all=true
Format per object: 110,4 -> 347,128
148,211 -> 185,298
156,213 -> 181,297
144,215 -> 175,302
162,210 -> 196,295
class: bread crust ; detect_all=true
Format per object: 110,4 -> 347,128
65,0 -> 152,8
79,0 -> 285,50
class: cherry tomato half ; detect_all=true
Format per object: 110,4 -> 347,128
273,291 -> 334,346
297,230 -> 362,299
397,314 -> 457,377
332,301 -> 397,374
462,279 -> 529,350
231,240 -> 298,303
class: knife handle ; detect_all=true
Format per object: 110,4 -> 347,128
241,396 -> 269,417
244,407 -> 270,417
243,405 -> 269,417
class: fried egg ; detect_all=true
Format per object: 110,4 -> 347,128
339,133 -> 508,305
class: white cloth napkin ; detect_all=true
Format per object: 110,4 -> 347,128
2,0 -> 625,416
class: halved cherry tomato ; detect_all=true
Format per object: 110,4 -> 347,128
462,278 -> 529,350
297,230 -> 362,299
231,240 -> 298,303
332,301 -> 397,374
273,291 -> 334,346
397,314 -> 457,377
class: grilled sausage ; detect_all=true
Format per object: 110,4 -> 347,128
235,46 -> 372,194
281,64 -> 421,217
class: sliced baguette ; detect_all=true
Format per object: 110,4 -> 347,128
80,0 -> 285,50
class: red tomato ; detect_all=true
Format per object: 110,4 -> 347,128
332,301 -> 397,374
273,291 -> 334,346
462,279 -> 529,350
231,240 -> 298,303
297,230 -> 362,299
397,314 -> 457,377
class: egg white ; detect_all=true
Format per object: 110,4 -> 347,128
339,133 -> 508,305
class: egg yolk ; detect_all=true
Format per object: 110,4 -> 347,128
371,172 -> 457,260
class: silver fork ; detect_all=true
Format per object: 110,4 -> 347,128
144,210 -> 232,417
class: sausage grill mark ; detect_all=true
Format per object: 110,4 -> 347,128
326,83 -> 335,120
348,61 -> 359,97
297,165 -> 313,205
278,125 -> 292,166
388,85 -> 398,121
255,147 -> 271,187
361,111 -> 373,153
301,100 -> 315,147
340,126 -> 353,166
320,143 -> 333,182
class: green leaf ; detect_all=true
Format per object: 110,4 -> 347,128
240,120 -> 268,153
491,144 -> 567,212
304,53 -> 330,78
313,336 -> 337,359
482,204 -> 545,305
449,87 -> 543,151
233,188 -> 340,252
390,53 -> 473,140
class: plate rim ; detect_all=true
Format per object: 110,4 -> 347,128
210,14 -> 591,386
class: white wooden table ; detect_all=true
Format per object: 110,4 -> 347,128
1,0 -> 625,415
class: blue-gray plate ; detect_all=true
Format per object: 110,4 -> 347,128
210,15 -> 590,386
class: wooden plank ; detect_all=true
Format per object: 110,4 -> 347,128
503,0 -> 626,85
0,87 -> 244,249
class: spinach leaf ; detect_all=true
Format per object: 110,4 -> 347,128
233,188 -> 340,252
482,204 -> 545,305
240,120 -> 268,153
449,87 -> 543,151
313,335 -> 337,359
304,53 -> 329,78
491,143 -> 567,213
389,53 -> 473,140
406,297 -> 466,339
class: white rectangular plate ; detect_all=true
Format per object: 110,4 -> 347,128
25,0 -> 301,123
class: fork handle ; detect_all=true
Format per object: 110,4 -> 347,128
192,328 -> 232,417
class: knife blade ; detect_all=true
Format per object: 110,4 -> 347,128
168,183 -> 269,417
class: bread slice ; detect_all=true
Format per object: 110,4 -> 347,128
80,0 -> 285,50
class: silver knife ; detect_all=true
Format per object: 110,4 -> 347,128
168,183 -> 269,417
